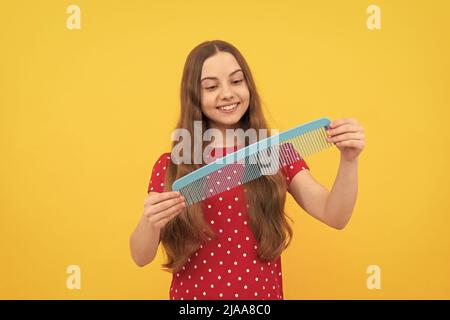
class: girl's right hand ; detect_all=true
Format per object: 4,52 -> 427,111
143,191 -> 186,230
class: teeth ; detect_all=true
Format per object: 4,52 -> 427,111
219,103 -> 238,111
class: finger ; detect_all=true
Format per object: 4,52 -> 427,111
156,206 -> 184,225
144,194 -> 184,217
328,118 -> 358,129
152,203 -> 185,224
326,124 -> 361,137
146,191 -> 181,205
149,196 -> 186,215
327,132 -> 364,143
145,198 -> 184,220
157,200 -> 186,220
335,140 -> 365,148
153,209 -> 182,230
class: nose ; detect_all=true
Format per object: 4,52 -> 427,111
219,84 -> 234,100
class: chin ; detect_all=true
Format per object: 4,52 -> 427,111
214,117 -> 242,127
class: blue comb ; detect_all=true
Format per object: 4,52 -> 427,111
172,117 -> 332,205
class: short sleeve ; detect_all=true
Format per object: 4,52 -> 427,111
147,153 -> 171,194
279,143 -> 310,185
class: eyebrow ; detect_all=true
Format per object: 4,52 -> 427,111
201,69 -> 243,82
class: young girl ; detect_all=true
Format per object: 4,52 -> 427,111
130,40 -> 365,300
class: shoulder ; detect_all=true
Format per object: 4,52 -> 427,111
148,152 -> 172,193
151,152 -> 172,172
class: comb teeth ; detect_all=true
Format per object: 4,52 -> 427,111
176,125 -> 333,206
289,126 -> 332,158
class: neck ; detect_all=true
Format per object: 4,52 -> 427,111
207,122 -> 241,148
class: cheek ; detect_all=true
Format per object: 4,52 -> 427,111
201,93 -> 216,112
237,87 -> 250,108
237,85 -> 250,101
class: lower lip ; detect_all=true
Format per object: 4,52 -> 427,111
217,103 -> 239,113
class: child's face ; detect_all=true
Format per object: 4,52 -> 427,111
200,51 -> 250,131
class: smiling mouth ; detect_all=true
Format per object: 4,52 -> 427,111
216,102 -> 239,112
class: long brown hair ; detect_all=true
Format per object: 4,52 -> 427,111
162,40 -> 292,272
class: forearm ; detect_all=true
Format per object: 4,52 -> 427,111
130,216 -> 161,267
324,157 -> 358,229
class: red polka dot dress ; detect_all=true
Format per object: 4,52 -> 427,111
147,144 -> 309,300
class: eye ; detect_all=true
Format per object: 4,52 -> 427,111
233,79 -> 243,84
206,86 -> 217,90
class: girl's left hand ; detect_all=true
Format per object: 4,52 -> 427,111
326,118 -> 365,162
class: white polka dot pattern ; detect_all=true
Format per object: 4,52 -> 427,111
147,146 -> 310,300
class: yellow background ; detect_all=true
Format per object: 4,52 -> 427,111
1,0 -> 449,299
